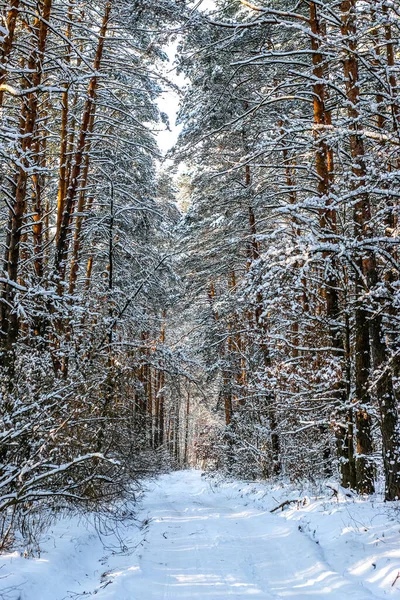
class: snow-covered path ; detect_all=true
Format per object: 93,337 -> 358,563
119,470 -> 379,599
4,470 -> 398,599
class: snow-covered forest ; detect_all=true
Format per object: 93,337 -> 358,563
1,0 -> 400,597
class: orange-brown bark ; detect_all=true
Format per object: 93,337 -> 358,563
54,2 -> 112,293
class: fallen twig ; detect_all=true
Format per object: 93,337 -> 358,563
270,499 -> 298,513
392,571 -> 400,587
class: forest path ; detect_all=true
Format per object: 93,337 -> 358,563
3,470 -> 389,600
111,470 -> 379,599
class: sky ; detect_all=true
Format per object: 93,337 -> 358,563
157,40 -> 186,154
156,0 -> 216,155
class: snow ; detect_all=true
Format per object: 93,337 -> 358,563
2,470 -> 400,599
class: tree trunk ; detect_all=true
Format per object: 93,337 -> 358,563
184,389 -> 190,465
310,1 -> 356,487
340,0 -> 377,493
0,0 -> 20,107
1,0 -> 53,359
54,1 -> 112,293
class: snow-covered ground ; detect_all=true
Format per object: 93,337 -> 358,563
2,470 -> 400,599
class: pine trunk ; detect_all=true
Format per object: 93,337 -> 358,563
0,0 -> 52,358
54,1 -> 112,292
340,0 -> 377,493
310,1 -> 355,487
